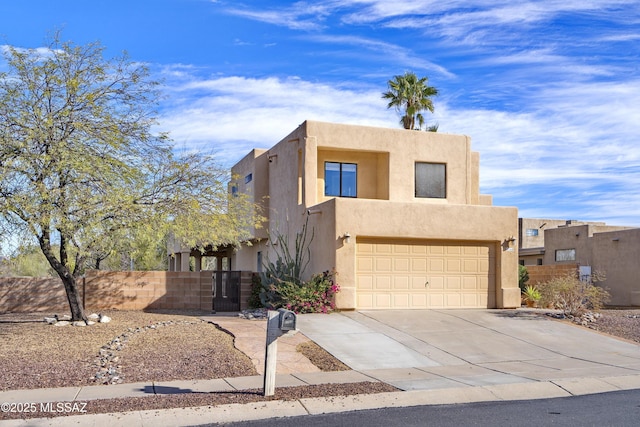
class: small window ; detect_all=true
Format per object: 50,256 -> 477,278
537,258 -> 543,265
257,251 -> 263,273
245,173 -> 253,184
526,229 -> 539,236
415,162 -> 446,198
325,162 -> 357,197
231,185 -> 238,197
555,249 -> 576,262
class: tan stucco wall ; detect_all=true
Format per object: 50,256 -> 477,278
519,218 -> 569,250
231,120 -> 520,309
304,121 -> 477,205
590,228 -> 640,306
539,224 -> 640,306
317,149 -> 389,201
231,149 -> 269,240
315,198 -> 519,309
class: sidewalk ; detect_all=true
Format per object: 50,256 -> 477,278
2,311 -> 640,426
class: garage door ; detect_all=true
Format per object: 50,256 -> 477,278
356,238 -> 496,309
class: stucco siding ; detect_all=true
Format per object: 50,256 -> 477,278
230,120 -> 520,310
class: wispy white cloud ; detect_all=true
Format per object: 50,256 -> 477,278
223,2 -> 334,31
150,1 -> 640,226
158,74 -> 394,164
306,34 -> 453,77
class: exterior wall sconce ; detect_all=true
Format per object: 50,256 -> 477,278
612,238 -> 620,242
505,236 -> 516,251
342,232 -> 351,244
307,209 -> 322,215
268,154 -> 278,163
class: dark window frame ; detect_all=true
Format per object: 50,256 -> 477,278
324,161 -> 357,198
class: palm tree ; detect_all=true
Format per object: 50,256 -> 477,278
383,72 -> 439,131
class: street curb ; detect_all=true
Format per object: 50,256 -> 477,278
2,376 -> 640,426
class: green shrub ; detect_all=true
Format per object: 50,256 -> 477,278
248,273 -> 263,309
518,265 -> 529,291
278,270 -> 340,314
522,285 -> 541,303
259,217 -> 313,309
537,271 -> 610,316
257,217 -> 339,313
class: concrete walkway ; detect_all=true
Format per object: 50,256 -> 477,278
203,315 -> 320,374
2,309 -> 640,426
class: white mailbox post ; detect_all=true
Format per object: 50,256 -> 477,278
263,308 -> 298,396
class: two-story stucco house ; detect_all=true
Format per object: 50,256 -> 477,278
231,120 -> 520,310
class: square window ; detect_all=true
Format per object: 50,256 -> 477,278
415,162 -> 446,198
325,162 -> 357,197
526,229 -> 539,236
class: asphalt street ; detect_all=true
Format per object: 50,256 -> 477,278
211,388 -> 640,427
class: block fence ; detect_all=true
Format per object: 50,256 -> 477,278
525,264 -> 578,287
0,270 -> 253,313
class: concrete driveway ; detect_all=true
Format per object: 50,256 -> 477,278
297,309 -> 640,391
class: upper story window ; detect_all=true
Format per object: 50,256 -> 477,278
245,173 -> 253,184
415,162 -> 446,198
555,248 -> 576,262
325,162 -> 357,197
526,228 -> 539,236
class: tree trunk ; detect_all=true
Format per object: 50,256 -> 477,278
60,273 -> 87,322
38,231 -> 88,322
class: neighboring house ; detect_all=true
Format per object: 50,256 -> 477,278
231,120 -> 520,310
519,218 -> 640,306
518,218 -> 605,266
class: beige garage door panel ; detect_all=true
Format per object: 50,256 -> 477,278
356,239 -> 495,309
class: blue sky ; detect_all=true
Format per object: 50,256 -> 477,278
1,0 -> 639,226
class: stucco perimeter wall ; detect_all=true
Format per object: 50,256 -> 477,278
0,277 -> 68,313
591,228 -> 640,307
320,198 -> 520,309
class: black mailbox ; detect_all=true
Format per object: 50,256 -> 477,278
277,308 -> 297,331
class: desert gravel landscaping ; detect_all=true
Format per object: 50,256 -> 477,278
0,308 -> 639,420
0,309 -> 395,420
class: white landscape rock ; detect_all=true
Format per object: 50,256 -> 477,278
88,313 -> 100,320
99,314 -> 111,323
54,320 -> 70,326
72,321 -> 87,327
44,317 -> 57,324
